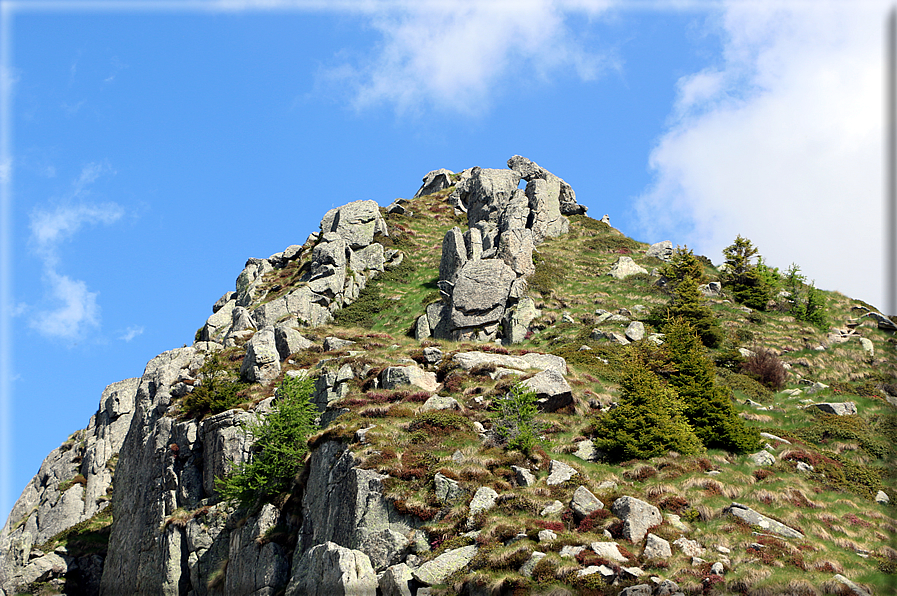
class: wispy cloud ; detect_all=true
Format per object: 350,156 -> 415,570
28,163 -> 123,340
119,325 -> 144,342
633,0 -> 886,308
318,0 -> 616,114
30,271 -> 100,340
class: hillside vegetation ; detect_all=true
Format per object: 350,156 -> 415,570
3,160 -> 895,596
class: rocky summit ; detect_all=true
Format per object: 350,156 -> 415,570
1,156 -> 895,596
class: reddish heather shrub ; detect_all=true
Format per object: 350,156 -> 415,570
533,520 -> 565,532
844,513 -> 873,528
753,468 -> 774,481
404,391 -> 431,403
740,348 -> 786,389
577,508 -> 613,532
659,495 -> 691,514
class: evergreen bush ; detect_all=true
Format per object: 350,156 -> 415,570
664,318 -> 760,453
722,235 -> 773,310
491,382 -> 542,454
592,354 -> 703,462
216,376 -> 317,508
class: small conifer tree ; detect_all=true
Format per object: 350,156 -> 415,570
663,318 -> 760,453
216,375 -> 317,508
722,235 -> 772,310
593,354 -> 703,461
661,246 -> 708,287
664,275 -> 724,348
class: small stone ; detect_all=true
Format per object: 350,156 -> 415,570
796,461 -> 814,473
875,490 -> 890,504
642,533 -> 671,559
511,465 -> 536,487
519,551 -> 546,577
540,500 -> 564,516
749,450 -> 775,466
559,545 -> 585,558
591,541 -> 629,563
570,486 -> 604,520
710,562 -> 724,575
546,460 -> 578,485
538,530 -> 557,542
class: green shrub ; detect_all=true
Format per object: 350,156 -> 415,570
661,246 -> 708,286
661,275 -> 724,348
721,235 -> 773,310
592,356 -> 703,462
216,376 -> 317,508
718,370 -> 773,402
181,351 -> 250,419
491,382 -> 542,454
664,318 -> 760,453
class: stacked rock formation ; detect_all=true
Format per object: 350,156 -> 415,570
415,156 -> 586,342
201,199 -> 399,344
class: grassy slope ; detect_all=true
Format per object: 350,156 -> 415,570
195,187 -> 897,595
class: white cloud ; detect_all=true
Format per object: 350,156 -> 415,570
30,271 -> 100,340
633,0 -> 887,309
321,0 -> 616,114
27,164 -> 123,340
119,326 -> 144,342
30,201 -> 123,267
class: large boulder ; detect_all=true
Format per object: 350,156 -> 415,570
507,155 -> 586,215
320,200 -> 387,249
379,366 -> 439,393
520,368 -> 573,412
611,496 -> 662,543
240,326 -> 281,383
724,503 -> 804,539
808,402 -> 857,416
463,168 -> 522,230
646,241 -> 674,261
608,257 -> 648,280
450,260 -> 517,329
439,227 -> 468,284
414,168 -> 454,198
412,545 -> 478,586
286,542 -> 377,596
525,177 -> 568,244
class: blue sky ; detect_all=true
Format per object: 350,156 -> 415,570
0,0 -> 890,518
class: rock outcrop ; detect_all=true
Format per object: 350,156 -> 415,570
415,156 -> 584,343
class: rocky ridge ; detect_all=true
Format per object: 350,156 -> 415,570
0,156 -> 894,596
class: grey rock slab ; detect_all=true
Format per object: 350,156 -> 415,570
274,325 -> 313,360
358,528 -> 410,572
439,227 -> 468,284
724,502 -> 804,539
497,227 -> 535,276
468,487 -> 499,519
450,260 -> 517,328
379,563 -> 414,596
625,321 -> 646,342
452,351 -> 531,371
591,541 -> 629,563
559,545 -> 585,558
240,327 -> 281,383
418,395 -> 459,413
434,473 -> 466,505
654,579 -> 681,596
619,585 -> 652,596
324,336 -> 356,352
520,352 -> 567,374
521,368 -> 573,412
832,573 -> 873,596
411,545 -> 478,586
748,450 -> 776,466
808,401 -> 857,416
519,551 -> 546,578
571,486 -> 603,520
502,297 -> 541,344
380,366 -> 439,393
646,241 -> 674,261
642,533 -> 672,559
511,466 -> 536,487
538,530 -> 557,542
573,439 -> 600,462
608,256 -> 647,279
286,541 -> 377,596
611,496 -> 662,543
875,490 -> 890,504
710,562 -> 724,575
673,537 -> 705,557
546,460 -> 578,486
415,169 -> 454,198
320,199 -> 387,249
540,500 -> 564,516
